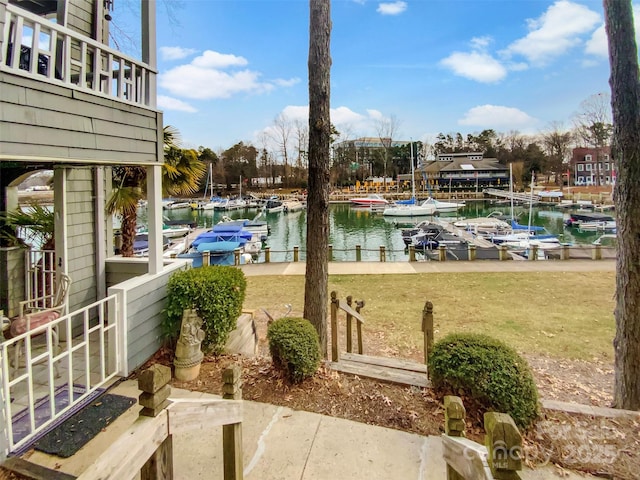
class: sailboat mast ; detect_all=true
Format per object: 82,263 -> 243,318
410,140 -> 415,200
510,163 -> 514,220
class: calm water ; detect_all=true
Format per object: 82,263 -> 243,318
160,201 -> 605,263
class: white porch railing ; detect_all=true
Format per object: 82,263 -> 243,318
2,4 -> 156,107
25,250 -> 56,308
0,294 -> 119,455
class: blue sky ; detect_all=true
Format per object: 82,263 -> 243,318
147,0 -> 630,152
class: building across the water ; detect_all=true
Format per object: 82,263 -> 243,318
571,147 -> 614,187
416,152 -> 509,192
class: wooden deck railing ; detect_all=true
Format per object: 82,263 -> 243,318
3,4 -> 156,107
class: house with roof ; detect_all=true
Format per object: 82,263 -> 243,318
571,147 -> 614,186
417,152 -> 509,192
0,0 -> 190,457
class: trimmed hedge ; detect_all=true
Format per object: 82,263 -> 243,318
428,333 -> 539,429
267,317 -> 321,383
164,266 -> 247,354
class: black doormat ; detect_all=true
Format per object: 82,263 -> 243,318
33,393 -> 136,458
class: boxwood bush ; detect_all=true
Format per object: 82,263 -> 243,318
164,266 -> 247,354
267,317 -> 321,383
428,333 -> 539,429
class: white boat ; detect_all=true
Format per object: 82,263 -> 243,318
350,194 -> 389,207
453,216 -> 511,234
383,144 -> 434,217
282,198 -> 305,213
382,203 -> 436,217
263,198 -> 284,214
163,201 -> 191,211
420,197 -> 465,213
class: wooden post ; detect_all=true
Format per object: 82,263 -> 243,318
355,244 -> 362,262
264,246 -> 271,263
592,243 -> 602,260
409,244 -> 416,262
560,244 -> 570,260
328,244 -> 333,261
223,365 -> 243,480
484,412 -> 522,479
330,291 -> 339,362
438,245 -> 447,261
468,244 -> 476,261
444,396 -> 466,480
355,300 -> 364,354
293,245 -> 299,262
202,251 -> 210,266
499,245 -> 508,261
528,244 -> 538,261
234,248 -> 241,266
422,301 -> 434,366
138,365 -> 173,480
346,295 -> 353,353
379,245 -> 386,262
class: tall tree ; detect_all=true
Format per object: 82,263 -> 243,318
541,122 -> 573,188
373,114 -> 400,182
604,0 -> 640,410
304,0 -> 331,356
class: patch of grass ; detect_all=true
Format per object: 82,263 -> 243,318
244,272 -> 615,361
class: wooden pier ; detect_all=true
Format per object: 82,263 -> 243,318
484,188 -> 540,204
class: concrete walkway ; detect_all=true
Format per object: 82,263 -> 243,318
239,259 -> 616,276
27,380 -> 595,479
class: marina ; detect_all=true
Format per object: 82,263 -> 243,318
142,199 -> 617,263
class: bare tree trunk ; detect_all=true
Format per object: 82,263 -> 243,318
605,0 -> 640,410
304,0 -> 331,357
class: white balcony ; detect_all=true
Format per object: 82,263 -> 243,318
2,3 -> 156,108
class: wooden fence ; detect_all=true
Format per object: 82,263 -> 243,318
442,396 -> 522,480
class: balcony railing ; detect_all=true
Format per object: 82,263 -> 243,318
2,4 -> 156,107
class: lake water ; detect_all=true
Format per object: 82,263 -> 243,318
160,201 -> 607,263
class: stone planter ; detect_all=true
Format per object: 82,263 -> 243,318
0,245 -> 27,318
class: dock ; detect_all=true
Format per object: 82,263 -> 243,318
484,188 -> 540,204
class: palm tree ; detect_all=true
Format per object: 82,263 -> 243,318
106,125 -> 205,256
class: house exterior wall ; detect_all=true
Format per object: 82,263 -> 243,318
68,0 -> 96,38
0,72 -> 162,165
108,260 -> 190,375
571,147 -> 613,186
65,167 -> 98,311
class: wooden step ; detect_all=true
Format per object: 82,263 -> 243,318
329,353 -> 429,388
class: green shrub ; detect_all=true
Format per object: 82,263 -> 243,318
428,333 -> 539,429
267,317 -> 321,383
164,266 -> 247,354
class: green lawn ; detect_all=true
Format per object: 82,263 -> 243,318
244,272 -> 616,361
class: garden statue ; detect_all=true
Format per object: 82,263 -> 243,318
174,309 -> 205,381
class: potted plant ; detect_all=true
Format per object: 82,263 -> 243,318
0,204 -> 54,317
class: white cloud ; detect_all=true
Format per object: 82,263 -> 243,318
502,0 -> 600,66
585,5 -> 640,59
192,51 -> 248,68
282,105 -> 309,121
377,1 -> 407,15
440,51 -> 507,83
159,46 -> 197,61
584,25 -> 607,58
273,78 -> 301,87
157,95 -> 197,113
158,50 -> 297,100
458,105 -> 536,129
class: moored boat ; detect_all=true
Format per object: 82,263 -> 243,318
350,194 -> 389,207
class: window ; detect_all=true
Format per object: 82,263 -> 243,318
606,176 -> 610,184
605,163 -> 610,171
599,162 -> 603,169
604,154 -> 610,161
577,164 -> 584,171
585,164 -> 592,171
585,154 -> 592,161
